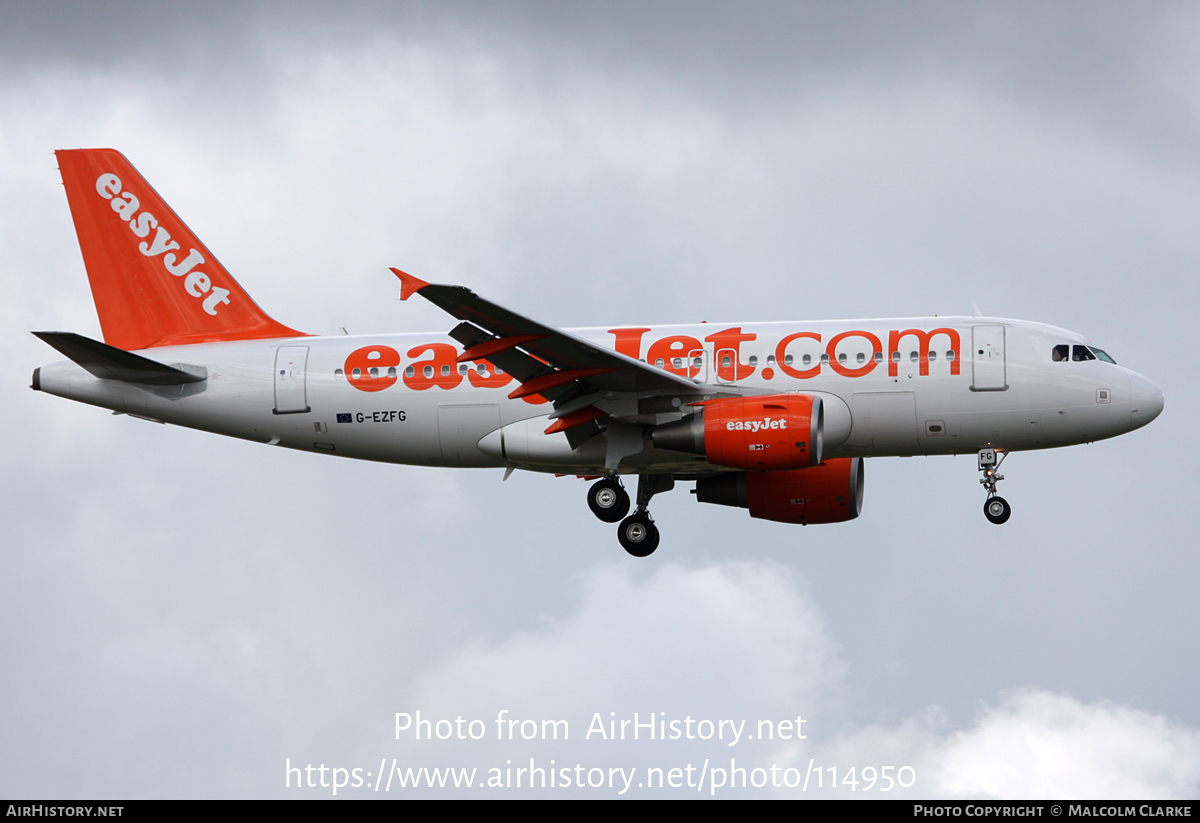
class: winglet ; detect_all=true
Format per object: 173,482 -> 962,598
390,267 -> 430,301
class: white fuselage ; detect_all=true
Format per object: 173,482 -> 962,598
34,316 -> 1163,475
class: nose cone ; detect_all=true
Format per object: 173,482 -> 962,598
1129,374 -> 1164,428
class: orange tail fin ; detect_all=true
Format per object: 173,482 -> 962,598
56,148 -> 307,350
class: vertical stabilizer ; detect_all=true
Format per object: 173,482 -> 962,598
56,148 -> 306,350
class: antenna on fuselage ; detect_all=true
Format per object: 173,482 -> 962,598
971,303 -> 983,317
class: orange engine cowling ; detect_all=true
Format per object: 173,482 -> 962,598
652,393 -> 823,471
694,458 -> 864,525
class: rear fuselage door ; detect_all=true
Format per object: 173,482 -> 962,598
971,325 -> 1007,391
274,346 -> 310,414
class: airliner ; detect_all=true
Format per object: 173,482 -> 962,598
32,149 -> 1165,556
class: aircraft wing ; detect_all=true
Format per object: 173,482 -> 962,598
392,268 -> 707,398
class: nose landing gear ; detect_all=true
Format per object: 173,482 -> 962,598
978,448 -> 1011,524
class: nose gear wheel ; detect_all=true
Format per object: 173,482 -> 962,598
984,496 -> 1011,524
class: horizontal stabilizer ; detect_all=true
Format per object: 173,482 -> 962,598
32,331 -> 206,386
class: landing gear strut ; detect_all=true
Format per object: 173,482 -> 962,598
588,476 -> 630,523
978,448 -> 1011,524
615,474 -> 674,557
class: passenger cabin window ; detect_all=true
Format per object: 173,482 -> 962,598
910,351 -> 919,362
874,352 -> 884,363
856,352 -> 865,364
798,354 -> 807,366
388,367 -> 397,378
767,355 -> 776,366
748,355 -> 758,367
1072,345 -> 1096,362
655,358 -> 665,368
423,365 -> 434,378
837,353 -> 847,364
946,350 -> 956,361
404,366 -> 414,378
1053,345 -> 1070,362
820,353 -> 830,365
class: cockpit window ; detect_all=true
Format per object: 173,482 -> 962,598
1089,347 -> 1117,364
1053,345 -> 1069,362
1072,345 -> 1096,362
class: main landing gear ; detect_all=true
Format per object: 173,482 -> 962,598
617,513 -> 658,557
587,477 -> 630,523
588,474 -> 673,557
978,448 -> 1011,525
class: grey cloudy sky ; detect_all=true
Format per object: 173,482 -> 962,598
1,1 -> 1197,798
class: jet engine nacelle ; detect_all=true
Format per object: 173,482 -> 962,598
652,393 -> 823,471
693,458 -> 864,525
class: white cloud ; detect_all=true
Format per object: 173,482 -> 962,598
812,690 -> 1200,799
396,560 -> 839,755
921,691 -> 1200,799
390,562 -> 1200,798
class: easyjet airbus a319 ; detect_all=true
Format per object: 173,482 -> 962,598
32,149 -> 1164,555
